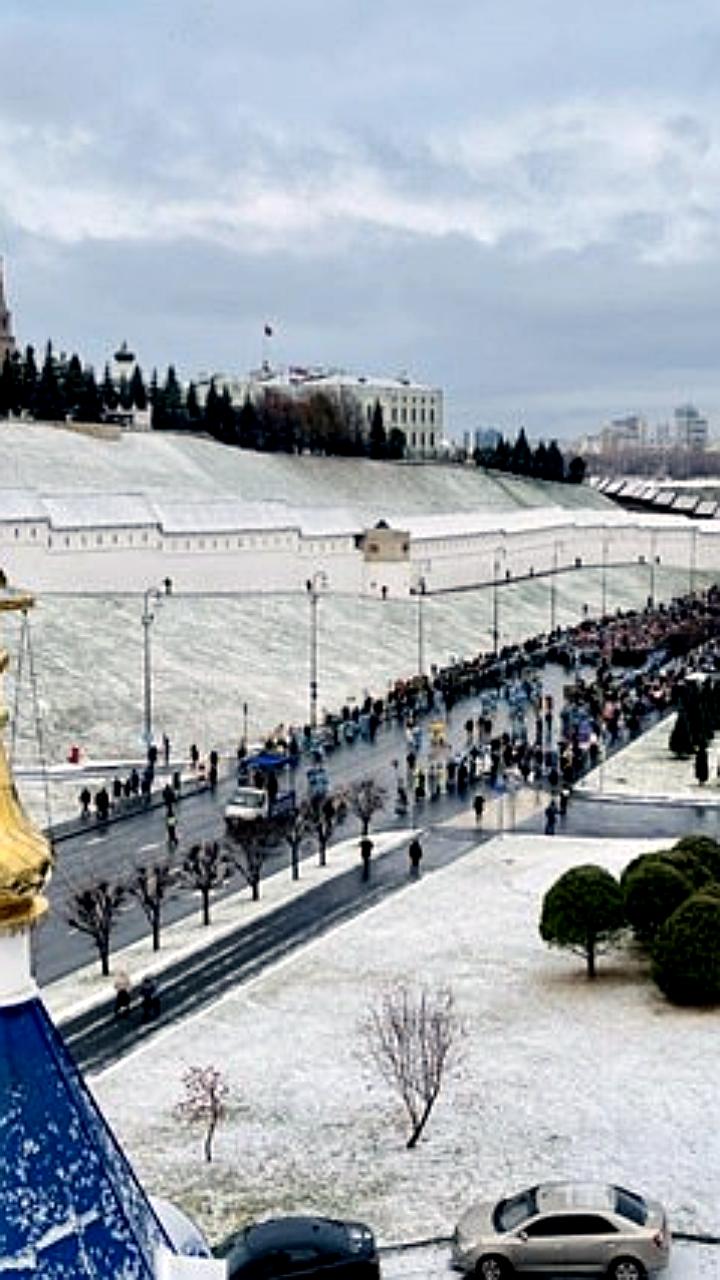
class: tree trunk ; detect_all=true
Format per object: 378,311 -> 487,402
586,937 -> 596,979
100,941 -> 110,977
406,1096 -> 436,1149
202,889 -> 210,927
152,912 -> 161,952
252,878 -> 260,901
204,1116 -> 216,1163
319,835 -> 327,867
291,842 -> 300,880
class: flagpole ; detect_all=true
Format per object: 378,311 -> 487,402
262,323 -> 273,372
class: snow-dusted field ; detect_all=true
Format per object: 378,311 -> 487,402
91,831 -> 720,1262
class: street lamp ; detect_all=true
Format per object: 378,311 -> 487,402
410,574 -> 427,677
141,578 -> 172,748
306,571 -> 328,732
550,540 -> 562,634
492,542 -> 506,655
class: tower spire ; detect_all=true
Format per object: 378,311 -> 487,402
0,258 -> 16,361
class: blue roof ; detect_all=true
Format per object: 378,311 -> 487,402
0,994 -> 171,1277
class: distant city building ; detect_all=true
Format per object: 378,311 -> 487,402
578,404 -> 712,456
195,365 -> 444,458
463,427 -> 502,454
0,258 -> 16,361
674,403 -> 708,451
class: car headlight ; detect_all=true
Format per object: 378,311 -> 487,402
347,1225 -> 373,1253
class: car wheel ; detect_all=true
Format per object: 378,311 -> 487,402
475,1255 -> 512,1280
607,1258 -> 646,1280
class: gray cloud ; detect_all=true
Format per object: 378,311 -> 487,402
4,1 -> 720,439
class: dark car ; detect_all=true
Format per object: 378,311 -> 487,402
226,1215 -> 380,1279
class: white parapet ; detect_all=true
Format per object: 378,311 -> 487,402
0,926 -> 38,1005
155,1247 -> 227,1279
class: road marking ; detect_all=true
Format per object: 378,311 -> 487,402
138,842 -> 160,852
85,836 -> 108,846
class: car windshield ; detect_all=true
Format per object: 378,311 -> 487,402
233,790 -> 265,809
614,1186 -> 648,1226
495,1187 -> 539,1233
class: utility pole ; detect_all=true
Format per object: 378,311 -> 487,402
306,572 -> 328,731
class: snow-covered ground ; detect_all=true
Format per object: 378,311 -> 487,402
579,716 -> 720,803
89,829 -> 720,1270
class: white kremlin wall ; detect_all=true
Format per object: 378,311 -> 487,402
0,492 -> 714,600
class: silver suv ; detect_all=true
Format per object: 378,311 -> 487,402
452,1181 -> 670,1280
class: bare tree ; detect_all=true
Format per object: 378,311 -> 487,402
65,879 -> 127,976
359,981 -> 463,1149
126,856 -> 175,951
175,1064 -> 228,1163
276,804 -> 315,880
180,840 -> 231,926
308,791 -> 348,867
225,819 -> 277,901
347,777 -> 386,837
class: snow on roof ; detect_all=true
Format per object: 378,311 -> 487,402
0,994 -> 170,1275
0,489 -> 47,521
155,499 -> 299,535
42,492 -> 157,529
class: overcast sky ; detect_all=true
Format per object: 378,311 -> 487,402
3,0 -> 720,439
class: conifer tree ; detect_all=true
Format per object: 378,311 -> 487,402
75,368 -> 103,423
62,354 -> 85,419
101,363 -> 118,411
130,364 -> 147,410
185,381 -> 201,425
368,400 -> 387,459
510,426 -> 533,475
21,345 -> 38,416
546,440 -> 566,482
35,341 -> 64,421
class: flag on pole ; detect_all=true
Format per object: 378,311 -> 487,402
264,323 -> 273,337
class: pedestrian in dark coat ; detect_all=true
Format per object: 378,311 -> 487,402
544,799 -> 558,835
79,786 -> 92,819
166,812 -> 179,849
359,835 -> 373,881
473,793 -> 485,824
408,838 -> 423,876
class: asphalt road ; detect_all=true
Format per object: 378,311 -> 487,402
519,795 -> 720,841
35,678 -> 540,986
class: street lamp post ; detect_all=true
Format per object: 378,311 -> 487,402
141,578 -> 172,748
306,572 -> 328,732
411,575 -> 427,677
550,541 -> 561,634
492,543 -> 505,655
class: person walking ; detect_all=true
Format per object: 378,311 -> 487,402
113,971 -> 132,1019
408,837 -> 423,877
359,835 -> 373,882
166,811 -> 179,849
544,798 -> 558,836
79,786 -> 92,819
473,793 -> 485,824
162,733 -> 171,767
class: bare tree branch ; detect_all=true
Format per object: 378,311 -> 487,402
359,981 -> 463,1148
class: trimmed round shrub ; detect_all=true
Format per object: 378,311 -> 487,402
652,892 -> 720,1005
623,858 -> 693,944
540,864 -> 626,978
672,836 -> 720,884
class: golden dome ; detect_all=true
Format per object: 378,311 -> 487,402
0,572 -> 52,929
